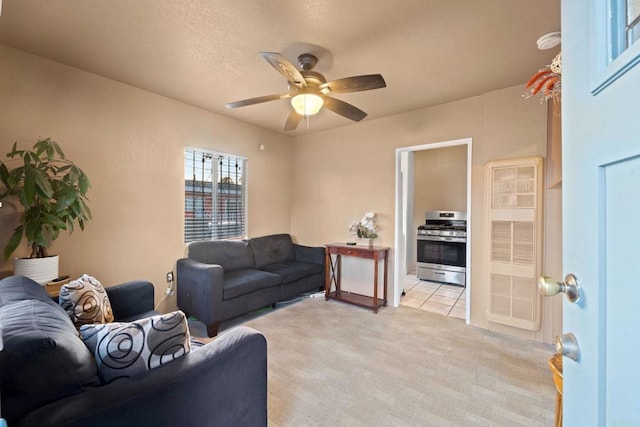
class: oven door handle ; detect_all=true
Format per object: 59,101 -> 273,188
417,235 -> 466,243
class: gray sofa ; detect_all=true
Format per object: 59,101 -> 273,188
0,275 -> 267,427
177,233 -> 324,337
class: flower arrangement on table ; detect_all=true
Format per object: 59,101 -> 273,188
349,211 -> 380,239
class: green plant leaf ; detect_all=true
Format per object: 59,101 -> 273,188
4,226 -> 23,260
33,169 -> 54,199
51,139 -> 65,158
6,166 -> 23,188
83,202 -> 92,220
35,139 -> 48,156
69,200 -> 81,217
50,228 -> 60,241
46,143 -> 55,161
57,187 -> 77,209
0,163 -> 9,188
56,164 -> 73,173
23,169 -> 35,205
69,166 -> 80,183
41,212 -> 67,230
78,172 -> 90,194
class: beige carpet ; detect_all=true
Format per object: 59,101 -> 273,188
202,298 -> 557,426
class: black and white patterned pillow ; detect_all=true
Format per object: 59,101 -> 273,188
59,274 -> 114,327
79,311 -> 191,383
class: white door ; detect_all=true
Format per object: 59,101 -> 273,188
562,1 -> 640,425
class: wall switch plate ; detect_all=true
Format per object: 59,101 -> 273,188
166,271 -> 174,283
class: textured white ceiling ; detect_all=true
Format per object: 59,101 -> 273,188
0,0 -> 560,135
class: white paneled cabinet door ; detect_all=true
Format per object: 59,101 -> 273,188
485,157 -> 543,330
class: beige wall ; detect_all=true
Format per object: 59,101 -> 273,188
413,145 -> 468,217
0,45 -> 292,310
0,44 -> 562,343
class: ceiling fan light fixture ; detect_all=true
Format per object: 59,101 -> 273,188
291,92 -> 324,116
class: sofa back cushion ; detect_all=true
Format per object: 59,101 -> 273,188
0,277 -> 100,424
0,275 -> 56,308
250,234 -> 296,269
188,239 -> 254,271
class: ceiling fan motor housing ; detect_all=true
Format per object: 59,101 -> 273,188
297,53 -> 319,71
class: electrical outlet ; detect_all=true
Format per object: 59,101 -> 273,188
166,271 -> 174,283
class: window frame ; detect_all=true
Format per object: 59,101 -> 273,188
591,0 -> 640,94
184,147 -> 248,243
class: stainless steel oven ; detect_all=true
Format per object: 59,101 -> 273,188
416,211 -> 467,286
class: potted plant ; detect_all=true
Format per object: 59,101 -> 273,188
0,138 -> 91,283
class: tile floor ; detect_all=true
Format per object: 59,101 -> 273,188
400,274 -> 466,319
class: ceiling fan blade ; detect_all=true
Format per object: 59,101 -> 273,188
284,110 -> 304,131
260,52 -> 306,88
322,96 -> 368,122
320,74 -> 386,94
225,93 -> 290,109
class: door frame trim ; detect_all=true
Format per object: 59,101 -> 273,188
393,137 -> 472,323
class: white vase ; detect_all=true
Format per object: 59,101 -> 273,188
13,255 -> 59,285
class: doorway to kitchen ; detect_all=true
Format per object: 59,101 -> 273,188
393,138 -> 472,322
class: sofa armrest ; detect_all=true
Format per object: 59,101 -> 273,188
20,326 -> 268,427
176,258 -> 224,324
294,243 -> 325,266
105,280 -> 155,320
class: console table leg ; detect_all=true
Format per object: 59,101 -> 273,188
373,255 -> 379,313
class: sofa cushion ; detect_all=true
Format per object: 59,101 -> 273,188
258,260 -> 324,283
223,268 -> 282,300
188,239 -> 254,271
0,275 -> 55,308
80,311 -> 191,383
0,298 -> 100,424
59,274 -> 114,328
249,234 -> 296,269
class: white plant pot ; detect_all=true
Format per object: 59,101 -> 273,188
13,255 -> 59,285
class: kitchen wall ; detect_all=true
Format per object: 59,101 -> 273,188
0,45 -> 292,311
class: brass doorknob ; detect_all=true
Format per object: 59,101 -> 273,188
538,274 -> 581,303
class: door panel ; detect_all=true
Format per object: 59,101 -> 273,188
562,0 -> 640,425
604,156 -> 640,423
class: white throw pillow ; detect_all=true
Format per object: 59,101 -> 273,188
79,311 -> 191,383
59,274 -> 114,327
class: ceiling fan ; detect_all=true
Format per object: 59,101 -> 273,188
225,52 -> 386,131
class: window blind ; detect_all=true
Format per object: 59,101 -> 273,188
184,148 -> 247,242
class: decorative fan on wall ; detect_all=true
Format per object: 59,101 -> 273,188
225,52 -> 386,131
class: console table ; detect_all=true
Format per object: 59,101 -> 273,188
324,243 -> 390,313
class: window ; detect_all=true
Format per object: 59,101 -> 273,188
611,0 -> 640,60
627,0 -> 640,47
184,148 -> 247,242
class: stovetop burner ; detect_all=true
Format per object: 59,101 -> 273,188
418,211 -> 467,238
